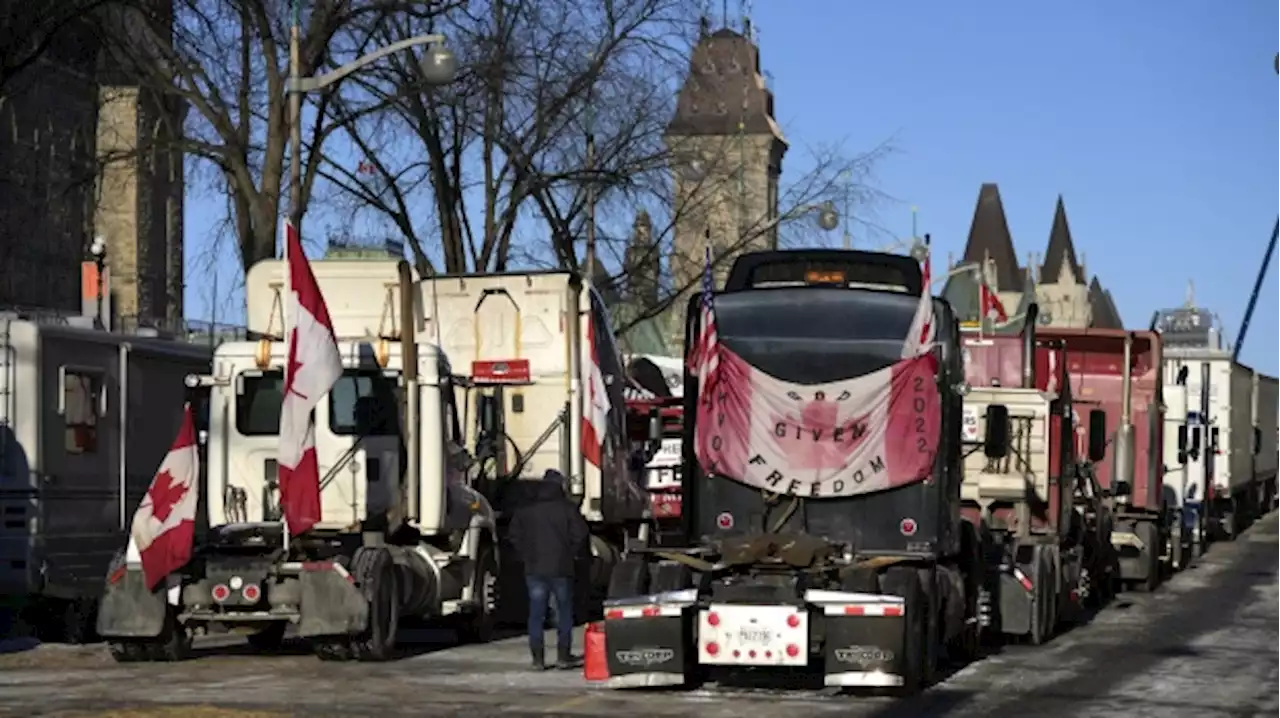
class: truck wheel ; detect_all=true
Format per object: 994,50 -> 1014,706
1028,550 -> 1054,646
880,566 -> 926,695
108,640 -> 149,663
350,547 -> 400,662
247,622 -> 287,652
1134,522 -> 1161,593
313,639 -> 352,662
607,557 -> 650,600
458,544 -> 499,644
147,610 -> 192,662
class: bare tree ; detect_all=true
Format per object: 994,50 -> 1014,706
0,0 -> 125,96
99,0 -> 461,272
319,0 -> 695,275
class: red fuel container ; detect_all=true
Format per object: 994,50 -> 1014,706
583,621 -> 609,681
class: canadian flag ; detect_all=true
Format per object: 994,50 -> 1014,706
582,308 -> 610,467
901,249 -> 936,358
129,404 -> 199,590
980,282 -> 1008,324
278,221 -> 343,536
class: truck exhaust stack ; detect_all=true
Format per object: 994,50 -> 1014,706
1022,303 -> 1038,389
399,260 -> 419,524
1114,332 -> 1136,495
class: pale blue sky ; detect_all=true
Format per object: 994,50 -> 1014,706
184,0 -> 1278,374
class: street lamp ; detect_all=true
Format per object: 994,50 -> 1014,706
88,236 -> 107,329
285,6 -> 458,256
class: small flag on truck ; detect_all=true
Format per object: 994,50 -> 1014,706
278,220 -> 343,536
129,404 -> 199,590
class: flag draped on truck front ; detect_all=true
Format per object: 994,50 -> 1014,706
278,221 -> 343,536
129,404 -> 199,590
693,251 -> 941,499
582,306 -> 610,468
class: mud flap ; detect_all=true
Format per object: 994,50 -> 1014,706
602,593 -> 693,688
297,568 -> 370,638
96,567 -> 167,639
822,611 -> 907,688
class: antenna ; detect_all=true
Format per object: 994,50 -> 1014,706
1184,279 -> 1195,308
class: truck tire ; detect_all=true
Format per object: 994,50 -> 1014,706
880,566 -> 927,695
1133,521 -> 1161,593
457,543 -> 499,644
108,640 -> 149,663
607,557 -> 650,600
350,547 -> 399,662
247,622 -> 287,652
1028,548 -> 1055,646
146,609 -> 192,662
648,560 -> 693,594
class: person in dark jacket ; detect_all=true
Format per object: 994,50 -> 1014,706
507,469 -> 590,670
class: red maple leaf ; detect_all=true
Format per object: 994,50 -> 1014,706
284,328 -> 309,401
147,469 -> 188,523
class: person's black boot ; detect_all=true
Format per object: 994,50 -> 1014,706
530,645 -> 547,671
555,645 -> 583,670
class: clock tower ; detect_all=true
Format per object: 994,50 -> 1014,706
665,18 -> 787,299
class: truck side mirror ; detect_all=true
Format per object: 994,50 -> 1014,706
983,404 -> 1010,459
1088,409 -> 1107,463
1176,425 -> 1188,464
1189,426 -> 1201,456
1254,427 -> 1262,455
1176,366 -> 1188,386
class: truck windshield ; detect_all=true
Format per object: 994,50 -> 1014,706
329,371 -> 401,436
234,370 -> 400,437
711,288 -> 920,382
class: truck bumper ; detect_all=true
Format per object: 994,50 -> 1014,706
600,589 -> 908,690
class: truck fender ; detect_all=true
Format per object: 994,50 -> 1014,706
96,550 -> 167,639
464,512 -> 498,563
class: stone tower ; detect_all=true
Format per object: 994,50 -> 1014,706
1034,196 -> 1091,328
957,183 -> 1024,315
664,18 -> 787,296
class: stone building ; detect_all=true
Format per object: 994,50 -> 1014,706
0,0 -> 184,328
940,183 -> 1123,333
615,18 -> 787,354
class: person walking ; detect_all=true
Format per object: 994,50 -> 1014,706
507,469 -> 589,670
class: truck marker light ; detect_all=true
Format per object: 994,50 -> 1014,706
899,518 -> 918,536
786,614 -> 801,628
211,584 -> 231,602
844,605 -> 865,616
705,641 -> 720,656
749,650 -> 757,658
786,643 -> 800,658
1013,567 -> 1034,593
707,612 -> 721,626
733,649 -> 741,658
640,606 -> 660,617
605,609 -> 624,620
107,566 -> 126,586
242,584 -> 262,603
883,606 -> 903,617
765,650 -> 773,658
716,512 -> 734,530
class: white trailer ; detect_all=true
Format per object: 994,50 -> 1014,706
416,272 -> 650,605
0,318 -> 211,641
97,259 -> 500,662
1162,349 -> 1276,540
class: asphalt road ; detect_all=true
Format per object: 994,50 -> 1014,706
1,512 -> 1275,718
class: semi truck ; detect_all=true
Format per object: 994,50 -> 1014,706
97,259 -> 503,661
959,319 -> 1117,645
1039,328 -> 1169,592
0,317 -> 212,643
414,271 -> 651,616
1152,305 -> 1278,542
601,249 -> 982,694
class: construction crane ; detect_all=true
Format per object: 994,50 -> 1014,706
1228,215 -> 1280,360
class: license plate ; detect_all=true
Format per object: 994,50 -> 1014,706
738,628 -> 772,643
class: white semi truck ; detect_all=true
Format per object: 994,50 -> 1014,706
0,316 -> 211,642
415,271 -> 650,614
97,260 -> 501,661
1153,306 -> 1278,543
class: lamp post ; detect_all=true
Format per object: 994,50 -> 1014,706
285,2 -> 458,255
89,236 -> 107,330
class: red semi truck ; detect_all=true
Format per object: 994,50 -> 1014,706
960,311 -> 1117,645
1039,328 -> 1168,592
